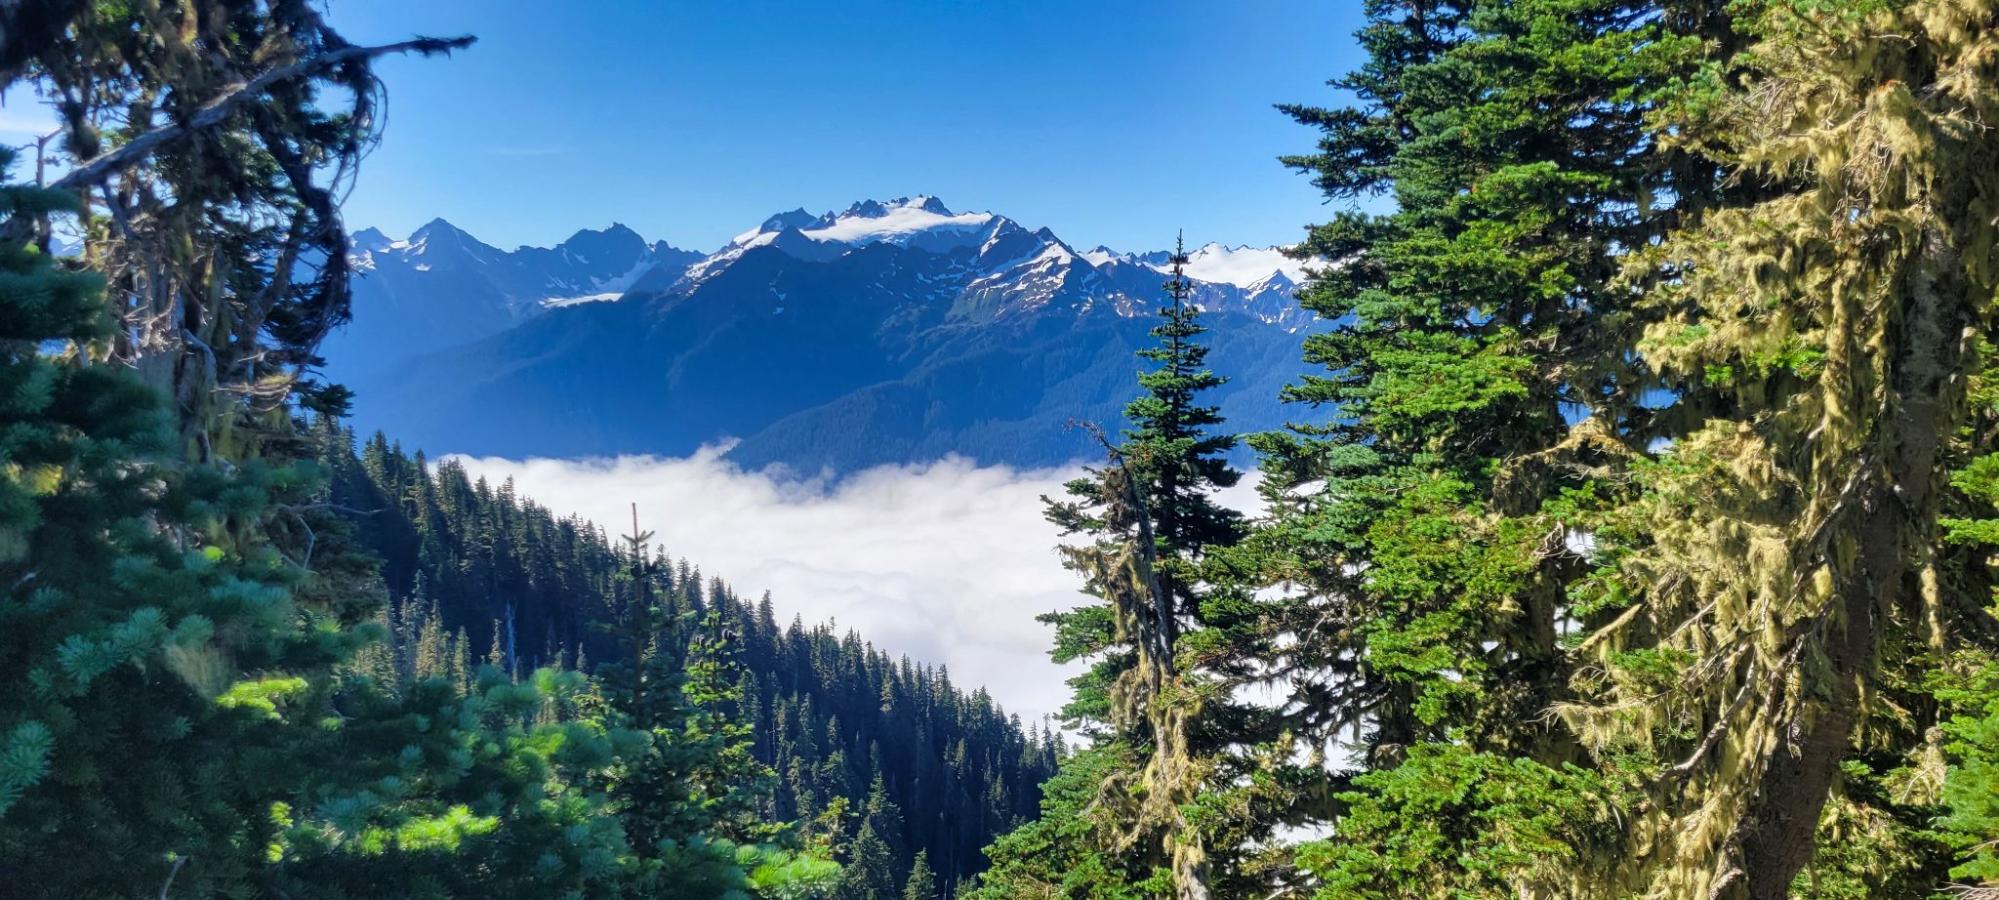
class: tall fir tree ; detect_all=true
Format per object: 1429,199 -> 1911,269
1269,0 -> 1999,895
1553,0 -> 1999,894
1265,0 -> 1712,894
989,238 -> 1259,898
903,848 -> 938,900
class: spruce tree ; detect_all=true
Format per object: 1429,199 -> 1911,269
903,848 -> 938,900
1017,239 -> 1252,898
1553,0 -> 1999,895
1266,0 -> 1709,893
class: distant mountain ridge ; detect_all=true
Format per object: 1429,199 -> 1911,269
329,197 -> 1317,471
324,220 -> 703,374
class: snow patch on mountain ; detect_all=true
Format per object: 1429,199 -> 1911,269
542,292 -> 624,308
541,256 -> 659,308
1080,245 -> 1130,268
337,199 -> 1320,379
802,197 -> 995,248
327,221 -> 704,379
1167,243 -> 1309,288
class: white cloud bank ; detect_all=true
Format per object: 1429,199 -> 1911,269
449,446 -> 1094,724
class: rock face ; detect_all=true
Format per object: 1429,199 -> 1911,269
330,198 -> 1318,471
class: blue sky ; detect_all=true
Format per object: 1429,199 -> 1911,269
320,0 -> 1365,254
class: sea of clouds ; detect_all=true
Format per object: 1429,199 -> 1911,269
451,445 -> 1266,725
450,446 -> 1089,724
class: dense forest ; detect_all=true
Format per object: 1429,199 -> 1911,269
5,0 -> 1999,898
311,422 -> 1060,892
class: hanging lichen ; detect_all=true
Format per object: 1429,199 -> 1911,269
1558,1 -> 1999,895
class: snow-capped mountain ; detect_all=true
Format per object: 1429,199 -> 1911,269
1081,241 -> 1307,287
329,198 -> 1319,470
1081,241 -> 1308,323
324,220 -> 701,377
650,196 -> 1312,326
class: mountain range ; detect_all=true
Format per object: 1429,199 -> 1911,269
328,197 -> 1316,471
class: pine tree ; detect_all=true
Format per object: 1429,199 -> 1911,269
1551,0 -> 1999,895
903,849 -> 938,900
1264,0 -> 1711,893
1017,238 -> 1252,897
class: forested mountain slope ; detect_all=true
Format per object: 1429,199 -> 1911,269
314,422 -> 1057,891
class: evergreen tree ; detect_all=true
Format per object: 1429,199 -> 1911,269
1260,0 -> 1714,893
0,143 -> 368,894
1266,0 -> 1999,896
1553,0 -> 1999,894
599,506 -> 714,859
1009,239 -> 1255,897
266,666 -> 636,897
838,780 -> 904,900
903,849 -> 938,900
970,745 -> 1172,900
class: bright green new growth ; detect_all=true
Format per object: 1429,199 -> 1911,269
0,143 -> 355,893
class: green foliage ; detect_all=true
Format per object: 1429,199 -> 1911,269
1938,656 -> 1999,884
1258,0 -> 1704,891
1297,746 -> 1630,898
745,843 -> 845,900
989,239 -> 1285,896
0,147 -> 358,894
263,667 -> 635,897
903,849 -> 938,900
969,744 -> 1173,900
1268,0 -> 1999,895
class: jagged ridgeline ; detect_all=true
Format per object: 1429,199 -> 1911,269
309,420 -> 1060,889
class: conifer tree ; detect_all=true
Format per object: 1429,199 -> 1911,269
600,506 -> 709,857
1554,0 -> 1999,895
1265,0 -> 1710,893
837,781 -> 905,900
904,849 -> 938,900
0,143 -> 365,894
1009,239 -> 1253,898
1266,0 -> 1999,896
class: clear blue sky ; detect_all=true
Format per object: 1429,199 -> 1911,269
327,0 -> 1366,254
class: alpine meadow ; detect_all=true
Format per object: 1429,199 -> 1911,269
3,0 -> 1999,898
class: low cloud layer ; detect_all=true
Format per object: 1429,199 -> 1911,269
450,446 -> 1095,724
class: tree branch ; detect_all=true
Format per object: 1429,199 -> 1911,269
48,35 -> 475,193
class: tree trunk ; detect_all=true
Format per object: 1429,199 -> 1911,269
1741,206 -> 1969,899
